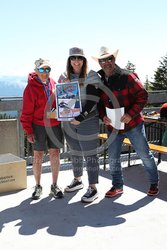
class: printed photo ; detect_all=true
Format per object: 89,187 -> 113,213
55,81 -> 82,121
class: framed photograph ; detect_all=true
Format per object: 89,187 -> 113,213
55,81 -> 82,121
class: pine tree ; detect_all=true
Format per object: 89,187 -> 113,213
125,60 -> 136,72
150,54 -> 167,90
143,75 -> 150,90
0,113 -> 13,119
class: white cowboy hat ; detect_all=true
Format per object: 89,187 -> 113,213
92,46 -> 119,62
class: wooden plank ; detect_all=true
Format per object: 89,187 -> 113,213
98,133 -> 108,140
149,143 -> 167,154
98,134 -> 167,154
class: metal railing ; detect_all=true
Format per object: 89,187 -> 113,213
1,90 -> 167,164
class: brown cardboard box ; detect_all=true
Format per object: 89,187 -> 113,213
0,153 -> 27,193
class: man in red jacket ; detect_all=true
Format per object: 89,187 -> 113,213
92,46 -> 159,197
20,58 -> 63,200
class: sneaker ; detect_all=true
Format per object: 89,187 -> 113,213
50,184 -> 64,199
105,186 -> 123,198
65,178 -> 84,192
81,187 -> 98,203
147,183 -> 159,196
32,185 -> 42,200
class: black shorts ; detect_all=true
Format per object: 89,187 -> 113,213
32,123 -> 64,151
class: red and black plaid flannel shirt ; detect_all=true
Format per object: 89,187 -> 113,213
98,67 -> 148,132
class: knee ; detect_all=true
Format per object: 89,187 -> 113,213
33,151 -> 44,165
49,148 -> 60,158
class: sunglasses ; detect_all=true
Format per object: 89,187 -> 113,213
70,56 -> 84,61
37,67 -> 51,73
98,56 -> 114,64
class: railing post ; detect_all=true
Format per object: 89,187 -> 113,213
18,110 -> 25,158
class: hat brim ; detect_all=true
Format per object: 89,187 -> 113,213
69,54 -> 86,58
38,63 -> 51,68
92,49 -> 119,62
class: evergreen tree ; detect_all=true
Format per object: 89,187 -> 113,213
150,54 -> 167,90
0,113 -> 13,119
125,60 -> 136,72
143,75 -> 150,90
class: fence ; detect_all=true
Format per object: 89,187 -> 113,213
0,90 -> 167,164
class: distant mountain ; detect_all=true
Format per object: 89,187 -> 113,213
0,76 -> 27,97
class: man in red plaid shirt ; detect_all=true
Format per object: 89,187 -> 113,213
92,46 -> 159,197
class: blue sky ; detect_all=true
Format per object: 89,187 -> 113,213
0,0 -> 167,84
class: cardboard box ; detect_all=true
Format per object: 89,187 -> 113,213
0,153 -> 27,193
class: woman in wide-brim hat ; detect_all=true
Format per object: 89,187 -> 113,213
58,47 -> 100,203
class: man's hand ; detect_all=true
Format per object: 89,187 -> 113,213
120,113 -> 132,124
103,116 -> 111,125
27,134 -> 35,143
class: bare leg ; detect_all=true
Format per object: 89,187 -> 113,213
33,150 -> 44,185
49,148 -> 60,184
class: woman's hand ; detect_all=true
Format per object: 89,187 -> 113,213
27,134 -> 35,143
70,119 -> 80,125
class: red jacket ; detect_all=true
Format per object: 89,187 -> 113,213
20,72 -> 60,135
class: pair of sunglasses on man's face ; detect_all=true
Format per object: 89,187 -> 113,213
37,67 -> 51,73
70,56 -> 84,61
98,56 -> 114,64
